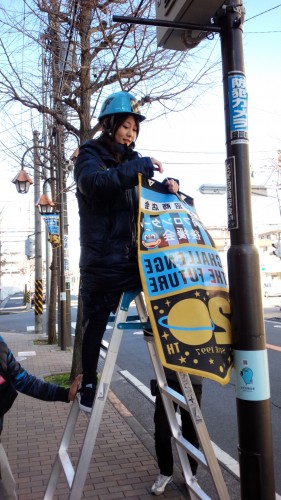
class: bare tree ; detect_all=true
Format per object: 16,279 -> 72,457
0,0 -> 220,142
0,0 -> 221,375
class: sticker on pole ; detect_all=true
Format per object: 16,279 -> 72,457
228,71 -> 248,145
138,175 -> 233,385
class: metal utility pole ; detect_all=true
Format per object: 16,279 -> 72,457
33,130 -> 43,335
218,2 -> 275,498
55,129 -> 68,350
61,157 -> 72,346
41,43 -> 51,328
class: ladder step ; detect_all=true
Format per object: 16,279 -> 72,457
117,321 -> 150,330
174,434 -> 208,468
59,451 -> 75,488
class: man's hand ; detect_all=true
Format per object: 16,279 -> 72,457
68,374 -> 82,401
165,178 -> 179,194
151,157 -> 164,173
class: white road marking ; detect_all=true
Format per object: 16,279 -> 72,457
18,351 -> 36,356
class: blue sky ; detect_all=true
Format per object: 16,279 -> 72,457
137,2 -> 281,228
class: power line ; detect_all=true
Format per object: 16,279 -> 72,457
162,161 -> 223,165
138,148 -> 279,155
245,31 -> 281,34
245,4 -> 281,23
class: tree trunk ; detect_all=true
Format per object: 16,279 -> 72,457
48,249 -> 58,344
70,282 -> 83,380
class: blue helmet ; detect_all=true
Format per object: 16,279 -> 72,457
98,91 -> 146,122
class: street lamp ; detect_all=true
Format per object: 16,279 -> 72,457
12,135 -> 71,349
199,184 -> 268,197
12,167 -> 34,194
36,179 -> 60,248
36,193 -> 56,214
11,132 -> 47,336
36,175 -> 70,350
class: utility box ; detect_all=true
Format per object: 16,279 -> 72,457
58,41 -> 77,76
155,0 -> 225,51
25,237 -> 35,259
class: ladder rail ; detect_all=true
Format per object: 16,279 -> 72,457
44,399 -> 80,499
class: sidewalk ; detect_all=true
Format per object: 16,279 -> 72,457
263,301 -> 281,322
0,332 -> 242,500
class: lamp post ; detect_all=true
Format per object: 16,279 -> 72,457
12,133 -> 71,349
36,178 -> 59,346
12,131 -> 44,336
36,176 -> 70,350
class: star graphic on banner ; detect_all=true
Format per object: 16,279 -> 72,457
162,332 -> 169,340
195,291 -> 200,297
209,358 -> 214,364
165,299 -> 171,307
179,356 -> 186,364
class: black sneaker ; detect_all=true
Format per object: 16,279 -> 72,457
78,384 -> 96,413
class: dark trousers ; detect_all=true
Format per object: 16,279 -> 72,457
82,306 -> 111,386
154,381 -> 202,477
81,288 -> 122,386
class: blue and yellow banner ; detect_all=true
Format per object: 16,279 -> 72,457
42,213 -> 60,248
138,175 -> 233,384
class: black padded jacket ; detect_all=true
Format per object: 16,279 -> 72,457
74,140 -> 155,293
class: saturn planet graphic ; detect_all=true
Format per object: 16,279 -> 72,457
158,298 -> 214,345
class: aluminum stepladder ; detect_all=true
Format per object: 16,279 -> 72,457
44,289 -> 230,500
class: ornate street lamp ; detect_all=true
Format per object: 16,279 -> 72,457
12,168 -> 34,194
36,193 -> 56,214
36,178 -> 60,249
35,177 -> 57,215
11,133 -> 47,336
12,136 -> 69,349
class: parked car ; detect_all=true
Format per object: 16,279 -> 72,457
31,292 -> 46,305
263,282 -> 281,297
